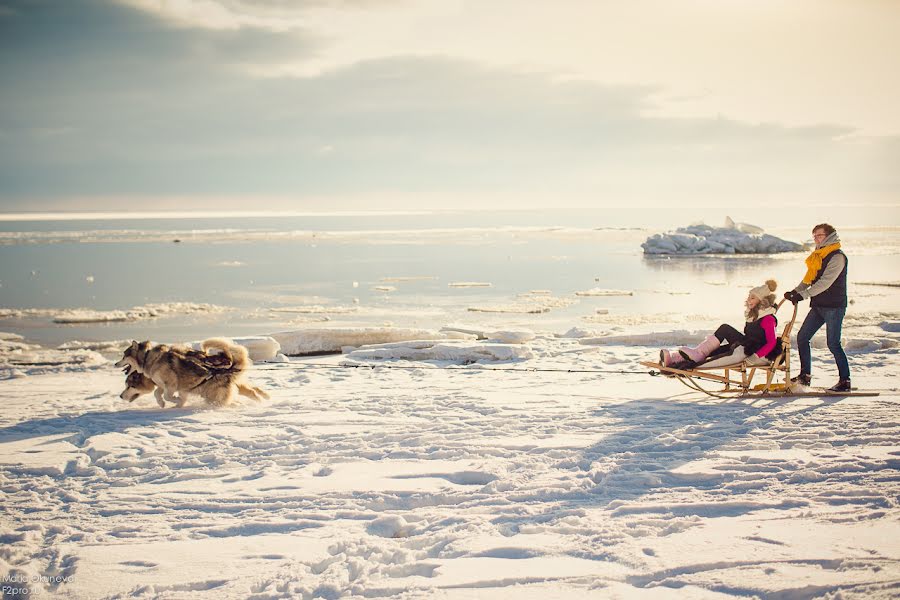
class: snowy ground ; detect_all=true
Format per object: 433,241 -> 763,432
1,329 -> 899,599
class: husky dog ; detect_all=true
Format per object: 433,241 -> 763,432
115,338 -> 270,408
119,369 -> 161,404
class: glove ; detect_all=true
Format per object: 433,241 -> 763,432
743,354 -> 769,367
784,290 -> 803,304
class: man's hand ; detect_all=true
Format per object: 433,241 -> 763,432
784,290 -> 803,304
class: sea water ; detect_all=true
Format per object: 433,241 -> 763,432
1,207 -> 898,347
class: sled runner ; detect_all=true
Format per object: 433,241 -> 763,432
641,300 -> 880,399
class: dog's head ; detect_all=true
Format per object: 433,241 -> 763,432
115,340 -> 150,374
119,369 -> 156,402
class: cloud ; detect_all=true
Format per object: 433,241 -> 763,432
0,0 -> 897,211
113,0 -> 397,31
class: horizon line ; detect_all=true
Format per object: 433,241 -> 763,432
1,203 -> 897,222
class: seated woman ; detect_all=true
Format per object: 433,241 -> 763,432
660,280 -> 781,370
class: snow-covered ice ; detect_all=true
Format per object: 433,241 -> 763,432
1,323 -> 898,598
270,327 -> 474,356
344,339 -> 534,363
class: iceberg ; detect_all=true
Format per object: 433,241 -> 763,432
642,217 -> 803,255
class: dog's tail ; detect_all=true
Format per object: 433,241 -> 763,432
201,338 -> 251,372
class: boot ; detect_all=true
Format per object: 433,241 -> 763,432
659,349 -> 681,367
791,373 -> 811,386
678,335 -> 720,363
827,379 -> 852,393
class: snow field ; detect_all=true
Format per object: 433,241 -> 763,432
1,334 -> 898,598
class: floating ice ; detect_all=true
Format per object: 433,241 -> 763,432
449,282 -> 492,288
270,305 -> 358,315
516,293 -> 578,309
642,217 -> 803,255
469,293 -> 577,314
577,288 -> 633,297
468,304 -> 549,314
52,310 -> 138,324
49,302 -> 227,324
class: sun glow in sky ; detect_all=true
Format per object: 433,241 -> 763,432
0,0 -> 898,212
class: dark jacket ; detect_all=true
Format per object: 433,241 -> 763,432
743,315 -> 781,360
809,249 -> 848,308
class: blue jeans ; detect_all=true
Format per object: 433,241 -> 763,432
797,306 -> 850,380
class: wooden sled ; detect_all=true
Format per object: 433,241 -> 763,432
641,300 -> 880,399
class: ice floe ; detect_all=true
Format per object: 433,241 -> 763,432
2,302 -> 228,324
576,288 -> 634,297
469,293 -> 577,314
270,305 -> 359,315
467,304 -> 550,314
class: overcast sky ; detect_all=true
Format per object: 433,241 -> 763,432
0,0 -> 898,212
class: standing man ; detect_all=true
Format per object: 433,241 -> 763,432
784,223 -> 850,392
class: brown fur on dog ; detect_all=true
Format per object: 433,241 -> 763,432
116,339 -> 269,408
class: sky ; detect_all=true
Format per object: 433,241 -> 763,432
0,0 -> 898,213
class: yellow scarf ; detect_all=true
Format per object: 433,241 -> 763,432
802,242 -> 841,285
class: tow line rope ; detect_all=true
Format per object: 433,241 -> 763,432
251,362 -> 660,376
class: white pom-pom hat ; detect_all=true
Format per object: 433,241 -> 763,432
749,279 -> 778,301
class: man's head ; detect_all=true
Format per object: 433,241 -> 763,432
812,223 -> 836,246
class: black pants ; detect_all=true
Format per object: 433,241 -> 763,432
711,324 -> 745,359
